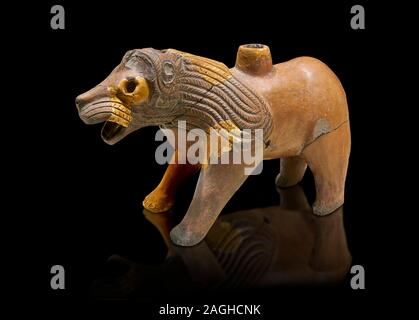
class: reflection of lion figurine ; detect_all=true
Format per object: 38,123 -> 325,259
90,186 -> 351,298
76,44 -> 351,246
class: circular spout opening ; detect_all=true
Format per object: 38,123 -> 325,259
245,44 -> 265,49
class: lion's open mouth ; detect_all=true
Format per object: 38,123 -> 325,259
101,121 -> 125,142
78,99 -> 133,144
100,103 -> 132,143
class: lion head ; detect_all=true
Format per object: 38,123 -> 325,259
76,48 -> 183,144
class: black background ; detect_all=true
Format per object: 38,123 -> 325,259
9,0 -> 400,317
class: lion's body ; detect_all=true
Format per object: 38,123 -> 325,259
232,56 -> 349,160
77,44 -> 351,247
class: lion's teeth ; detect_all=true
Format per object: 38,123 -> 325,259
108,114 -> 130,127
109,104 -> 133,127
111,107 -> 132,121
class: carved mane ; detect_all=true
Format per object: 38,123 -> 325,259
126,48 -> 273,143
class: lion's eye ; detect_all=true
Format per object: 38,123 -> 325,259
125,78 -> 137,93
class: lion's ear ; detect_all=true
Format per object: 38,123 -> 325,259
161,61 -> 175,84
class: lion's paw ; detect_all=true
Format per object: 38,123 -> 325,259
142,189 -> 174,213
170,224 -> 205,247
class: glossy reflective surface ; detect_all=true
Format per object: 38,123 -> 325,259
91,185 -> 351,299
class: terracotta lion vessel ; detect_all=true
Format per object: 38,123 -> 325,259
76,44 -> 351,246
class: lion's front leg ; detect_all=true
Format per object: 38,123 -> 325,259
170,163 -> 249,246
143,150 -> 200,213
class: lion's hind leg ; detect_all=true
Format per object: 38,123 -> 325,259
301,122 -> 351,216
275,156 -> 307,188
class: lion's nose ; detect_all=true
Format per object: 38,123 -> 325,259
75,93 -> 95,112
75,96 -> 83,112
76,85 -> 111,112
